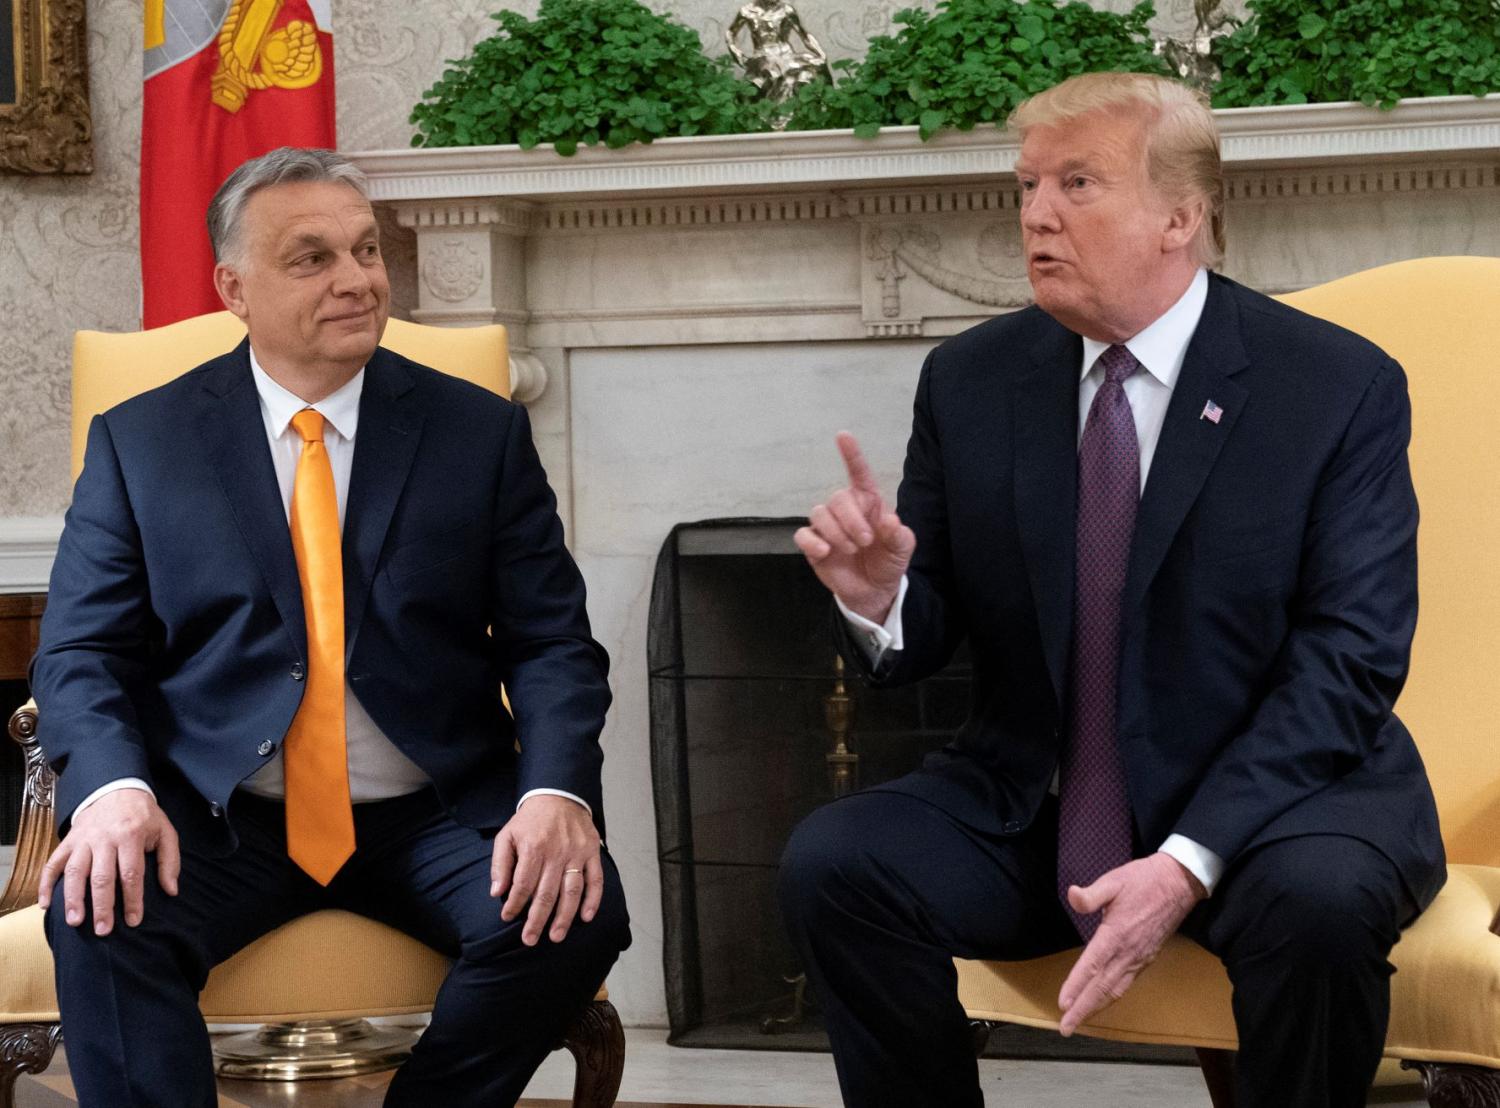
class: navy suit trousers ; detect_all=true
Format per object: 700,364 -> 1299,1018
780,788 -> 1414,1108
44,788 -> 630,1107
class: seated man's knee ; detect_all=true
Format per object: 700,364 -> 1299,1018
579,863 -> 631,959
477,859 -> 630,972
778,798 -> 885,930
1236,839 -> 1401,971
42,877 -> 69,944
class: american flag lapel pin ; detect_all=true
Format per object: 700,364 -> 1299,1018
1200,399 -> 1224,424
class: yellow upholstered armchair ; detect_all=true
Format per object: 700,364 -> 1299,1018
957,257 -> 1500,1107
0,312 -> 624,1107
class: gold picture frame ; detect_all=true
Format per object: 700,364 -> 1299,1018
1,0 -> 92,174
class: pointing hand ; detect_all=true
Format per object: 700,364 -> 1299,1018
794,432 -> 916,624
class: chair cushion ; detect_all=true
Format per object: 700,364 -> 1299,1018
957,863 -> 1500,1067
0,906 -> 452,1023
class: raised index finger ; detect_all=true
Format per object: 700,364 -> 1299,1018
836,431 -> 881,497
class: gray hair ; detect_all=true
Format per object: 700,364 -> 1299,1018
207,147 -> 370,267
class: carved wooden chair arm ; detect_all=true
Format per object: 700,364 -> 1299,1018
1,700 -> 57,918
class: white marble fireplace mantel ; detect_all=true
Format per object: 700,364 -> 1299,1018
352,94 -> 1500,391
345,95 -> 1500,1029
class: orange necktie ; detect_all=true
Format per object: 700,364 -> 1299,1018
284,409 -> 356,885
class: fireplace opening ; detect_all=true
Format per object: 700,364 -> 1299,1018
647,517 -> 1191,1064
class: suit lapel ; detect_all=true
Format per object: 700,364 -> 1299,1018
1013,324 -> 1082,712
342,347 -> 424,656
1122,276 -> 1250,615
194,340 -> 307,660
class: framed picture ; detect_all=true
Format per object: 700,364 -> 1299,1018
1,0 -> 92,174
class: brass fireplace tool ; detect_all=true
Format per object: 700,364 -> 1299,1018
763,653 -> 859,1033
824,654 -> 860,798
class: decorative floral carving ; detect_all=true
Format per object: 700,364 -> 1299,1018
422,239 -> 485,303
1403,1061 -> 1500,1108
0,1023 -> 63,1092
868,222 -> 1032,318
897,229 -> 1030,308
7,702 -> 51,811
975,220 -> 1027,282
560,1000 -> 625,1108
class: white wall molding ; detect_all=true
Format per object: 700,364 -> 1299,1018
352,95 -> 1500,203
0,517 -> 63,594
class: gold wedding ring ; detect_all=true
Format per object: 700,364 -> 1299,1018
564,867 -> 583,875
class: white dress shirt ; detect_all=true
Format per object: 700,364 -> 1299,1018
73,348 -> 587,819
838,268 -> 1225,893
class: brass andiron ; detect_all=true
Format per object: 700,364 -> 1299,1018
824,654 -> 859,797
763,653 -> 859,1034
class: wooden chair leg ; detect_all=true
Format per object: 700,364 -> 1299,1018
0,1024 -> 62,1108
1402,1061 -> 1500,1107
1196,1047 -> 1238,1108
562,999 -> 625,1108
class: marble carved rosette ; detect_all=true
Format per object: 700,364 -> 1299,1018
396,199 -> 548,403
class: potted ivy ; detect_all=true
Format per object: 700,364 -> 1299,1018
784,0 -> 1168,139
410,0 -> 776,156
1213,0 -> 1500,109
407,0 -> 1500,159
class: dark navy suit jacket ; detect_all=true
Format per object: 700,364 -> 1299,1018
847,274 -> 1446,910
33,340 -> 611,854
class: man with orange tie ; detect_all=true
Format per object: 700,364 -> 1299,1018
31,147 -> 628,1107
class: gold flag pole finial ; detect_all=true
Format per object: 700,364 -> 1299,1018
212,0 -> 325,113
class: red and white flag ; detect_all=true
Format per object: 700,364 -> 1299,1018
140,0 -> 335,329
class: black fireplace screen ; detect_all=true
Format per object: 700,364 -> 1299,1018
648,517 -> 969,1046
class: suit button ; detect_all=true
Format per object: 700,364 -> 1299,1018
1002,820 -> 1023,834
257,740 -> 274,756
290,663 -> 305,681
209,802 -> 223,817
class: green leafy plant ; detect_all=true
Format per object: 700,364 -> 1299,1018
785,0 -> 1170,139
409,0 -> 776,155
1212,0 -> 1500,109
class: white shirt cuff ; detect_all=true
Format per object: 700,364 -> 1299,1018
71,778 -> 155,823
1159,833 -> 1225,896
835,575 -> 908,664
517,788 -> 591,816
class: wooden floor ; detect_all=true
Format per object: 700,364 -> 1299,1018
12,1047 -> 780,1108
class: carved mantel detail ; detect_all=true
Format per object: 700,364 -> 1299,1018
395,199 -> 545,402
355,96 -> 1500,360
421,239 -> 485,303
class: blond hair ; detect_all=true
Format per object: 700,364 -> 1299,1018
1010,73 -> 1225,269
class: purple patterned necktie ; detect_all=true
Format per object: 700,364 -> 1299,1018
1058,344 -> 1140,941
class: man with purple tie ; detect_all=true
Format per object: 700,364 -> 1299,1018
779,73 -> 1444,1108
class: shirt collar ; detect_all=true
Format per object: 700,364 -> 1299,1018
1080,267 -> 1209,391
248,346 -> 365,442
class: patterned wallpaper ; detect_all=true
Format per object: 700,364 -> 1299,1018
0,0 -> 1234,518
